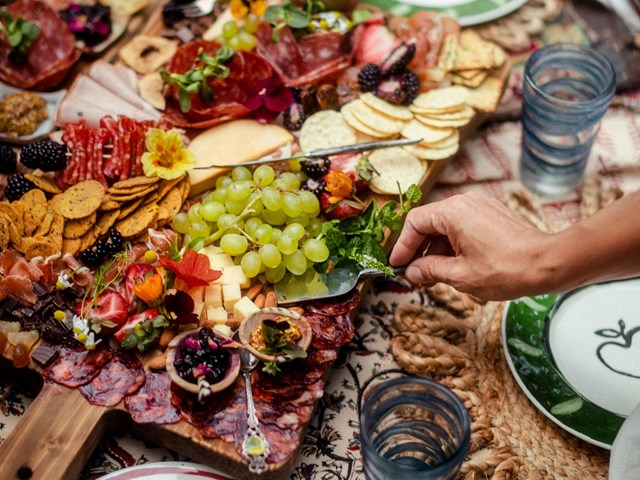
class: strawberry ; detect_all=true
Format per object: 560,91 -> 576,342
76,289 -> 128,334
353,24 -> 398,65
114,308 -> 160,343
320,192 -> 365,220
330,153 -> 376,193
124,263 -> 158,304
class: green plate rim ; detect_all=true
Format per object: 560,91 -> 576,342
502,290 -> 627,449
360,0 -> 528,26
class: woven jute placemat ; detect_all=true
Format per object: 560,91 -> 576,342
390,293 -> 609,479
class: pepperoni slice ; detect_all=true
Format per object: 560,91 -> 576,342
125,371 -> 181,424
163,41 -> 273,128
0,0 -> 79,90
305,290 -> 361,316
308,312 -> 355,350
43,346 -> 112,388
79,352 -> 146,407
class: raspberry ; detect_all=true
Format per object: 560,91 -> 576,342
357,63 -> 382,93
20,140 -> 67,171
4,173 -> 35,201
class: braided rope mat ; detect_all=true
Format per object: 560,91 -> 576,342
388,180 -> 623,479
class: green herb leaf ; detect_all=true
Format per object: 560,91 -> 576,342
351,9 -> 372,24
405,184 -> 422,206
121,333 -> 137,350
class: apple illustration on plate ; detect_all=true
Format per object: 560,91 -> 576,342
595,319 -> 640,379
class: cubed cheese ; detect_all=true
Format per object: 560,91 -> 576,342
213,324 -> 233,338
208,253 -> 235,271
222,283 -> 242,311
233,296 -> 260,322
201,245 -> 223,256
192,298 -> 206,317
221,265 -> 250,289
204,283 -> 222,308
206,305 -> 228,324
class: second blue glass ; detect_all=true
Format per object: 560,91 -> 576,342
520,43 -> 616,197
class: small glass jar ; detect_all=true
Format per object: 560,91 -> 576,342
359,377 -> 471,480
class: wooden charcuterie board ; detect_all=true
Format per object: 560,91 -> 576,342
0,4 -> 511,480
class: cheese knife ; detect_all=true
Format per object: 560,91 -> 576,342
192,137 -> 423,169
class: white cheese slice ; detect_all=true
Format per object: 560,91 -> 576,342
206,305 -> 228,324
222,283 -> 242,312
208,253 -> 235,271
187,119 -> 294,197
220,265 -> 250,289
204,284 -> 222,308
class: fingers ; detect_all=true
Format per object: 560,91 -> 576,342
390,204 -> 449,266
405,254 -> 457,285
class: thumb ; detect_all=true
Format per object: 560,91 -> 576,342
405,255 -> 456,285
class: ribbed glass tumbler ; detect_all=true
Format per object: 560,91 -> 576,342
359,377 -> 471,480
520,43 -> 616,197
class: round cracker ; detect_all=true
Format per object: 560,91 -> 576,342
403,142 -> 459,161
57,180 -> 105,220
414,114 -> 472,128
115,204 -> 159,238
412,86 -> 468,111
0,213 -> 10,250
367,147 -> 427,195
345,99 -> 406,135
401,120 -> 455,145
96,209 -> 120,236
63,212 -> 97,239
157,186 -> 183,226
24,174 -> 63,194
359,93 -> 413,121
425,129 -> 459,149
62,237 -> 82,256
299,110 -> 358,152
111,175 -> 160,189
341,104 -> 390,138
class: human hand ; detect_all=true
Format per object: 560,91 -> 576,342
390,192 -> 552,300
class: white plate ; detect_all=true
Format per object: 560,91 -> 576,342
361,0 -> 527,26
0,83 -> 66,145
610,402 -> 640,480
97,461 -> 235,480
502,278 -> 640,449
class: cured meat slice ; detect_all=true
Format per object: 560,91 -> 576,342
43,346 -> 112,388
125,371 -> 180,424
308,312 -> 354,350
163,41 -> 273,128
305,289 -> 361,316
0,275 -> 36,305
256,24 -> 353,87
0,0 -> 80,90
80,352 -> 145,406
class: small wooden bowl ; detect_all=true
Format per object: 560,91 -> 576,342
238,307 -> 312,364
166,328 -> 240,395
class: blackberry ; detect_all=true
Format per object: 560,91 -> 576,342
301,177 -> 327,197
301,157 -> 331,179
102,228 -> 125,257
0,143 -> 16,173
4,173 -> 35,201
380,42 -> 417,76
283,102 -> 306,131
162,1 -> 185,27
357,63 -> 382,93
20,140 -> 67,171
375,69 -> 421,106
79,239 -> 108,267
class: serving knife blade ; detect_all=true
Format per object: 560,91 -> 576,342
192,137 -> 423,169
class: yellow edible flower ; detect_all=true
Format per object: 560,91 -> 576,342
141,129 -> 196,180
324,170 -> 354,204
133,273 -> 164,305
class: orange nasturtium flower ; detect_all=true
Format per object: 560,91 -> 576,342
141,129 -> 196,180
133,273 -> 164,305
230,0 -> 249,18
250,0 -> 267,16
324,170 -> 355,204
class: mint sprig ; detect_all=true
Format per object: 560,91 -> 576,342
160,46 -> 235,113
0,11 -> 40,65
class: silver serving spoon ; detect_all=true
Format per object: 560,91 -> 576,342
240,348 -> 270,474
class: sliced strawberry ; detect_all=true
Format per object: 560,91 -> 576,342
124,264 -> 158,305
320,192 -> 365,220
76,289 -> 128,334
114,308 -> 161,343
353,24 -> 398,65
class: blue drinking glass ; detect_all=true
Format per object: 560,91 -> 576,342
520,43 -> 616,197
359,377 -> 471,480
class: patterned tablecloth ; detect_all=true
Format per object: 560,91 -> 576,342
3,1 -> 640,478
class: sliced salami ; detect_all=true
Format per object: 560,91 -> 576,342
308,312 -> 355,350
79,352 -> 145,406
0,0 -> 79,90
163,41 -> 273,128
125,371 -> 181,424
305,290 -> 360,316
43,346 -> 112,388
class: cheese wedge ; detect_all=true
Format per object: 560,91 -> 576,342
187,119 -> 294,197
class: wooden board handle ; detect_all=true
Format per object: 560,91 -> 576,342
0,382 -> 122,480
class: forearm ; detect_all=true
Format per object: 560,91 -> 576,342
537,191 -> 640,293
